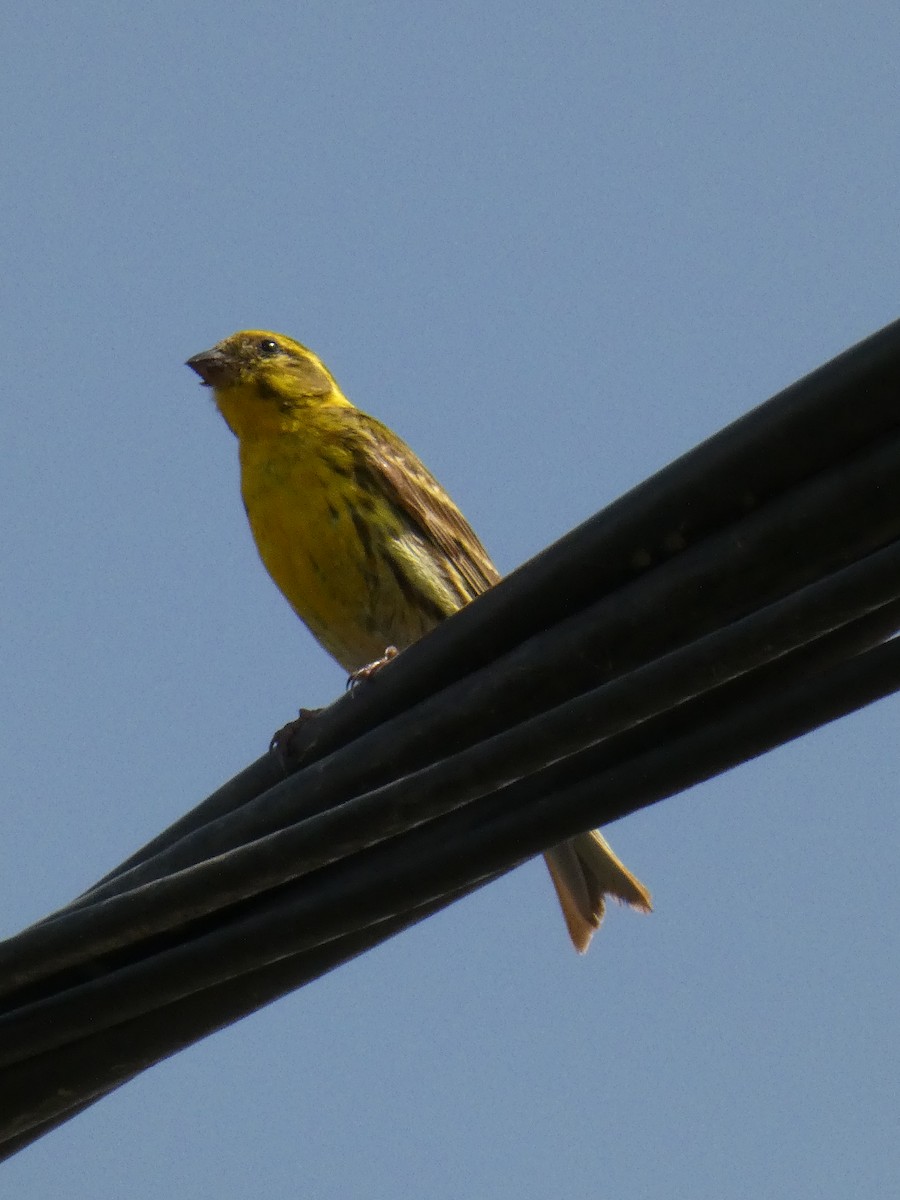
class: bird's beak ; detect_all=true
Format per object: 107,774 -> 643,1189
186,346 -> 230,386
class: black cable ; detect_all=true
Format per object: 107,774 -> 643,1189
0,889 -> 479,1156
46,425 -> 900,932
4,538 -> 900,1001
1,633 -> 897,1155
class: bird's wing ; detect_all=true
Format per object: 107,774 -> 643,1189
354,412 -> 501,602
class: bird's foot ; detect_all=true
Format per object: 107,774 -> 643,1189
346,645 -> 400,689
270,706 -> 323,764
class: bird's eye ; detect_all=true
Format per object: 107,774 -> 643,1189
258,339 -> 279,356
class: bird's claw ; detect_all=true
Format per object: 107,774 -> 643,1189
270,707 -> 322,764
346,645 -> 400,689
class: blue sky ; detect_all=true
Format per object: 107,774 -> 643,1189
2,3 -> 898,1196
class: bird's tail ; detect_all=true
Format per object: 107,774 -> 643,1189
543,830 -> 652,953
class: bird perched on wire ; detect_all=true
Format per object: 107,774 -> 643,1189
187,330 -> 651,951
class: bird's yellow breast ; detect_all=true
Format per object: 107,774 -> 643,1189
238,432 -> 369,669
236,428 -> 446,672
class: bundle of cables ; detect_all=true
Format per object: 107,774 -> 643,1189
2,318 -> 900,1157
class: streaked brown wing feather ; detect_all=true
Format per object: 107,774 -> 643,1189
352,410 -> 501,602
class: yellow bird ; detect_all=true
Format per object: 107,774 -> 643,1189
187,330 -> 651,952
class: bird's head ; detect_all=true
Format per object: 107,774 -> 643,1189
187,330 -> 346,436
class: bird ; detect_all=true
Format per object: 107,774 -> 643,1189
187,329 -> 651,951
